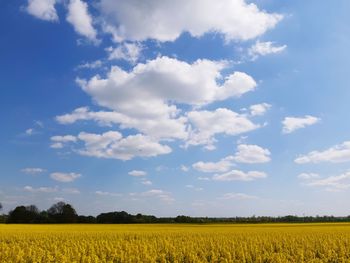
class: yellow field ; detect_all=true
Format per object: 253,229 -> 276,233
1,223 -> 350,262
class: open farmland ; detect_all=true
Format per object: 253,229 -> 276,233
1,223 -> 350,262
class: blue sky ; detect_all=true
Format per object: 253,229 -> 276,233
2,0 -> 350,217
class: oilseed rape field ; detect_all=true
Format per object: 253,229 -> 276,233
1,223 -> 350,262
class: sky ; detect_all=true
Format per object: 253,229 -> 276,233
1,0 -> 350,217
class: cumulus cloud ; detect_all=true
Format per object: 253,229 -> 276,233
186,108 -> 259,149
106,43 -> 142,64
99,0 -> 282,42
301,171 -> 350,191
77,131 -> 172,160
249,41 -> 286,60
26,0 -> 58,22
295,141 -> 350,164
50,172 -> 81,183
21,168 -> 46,175
50,135 -> 77,149
66,0 -> 98,43
193,144 -> 270,173
56,107 -> 187,141
212,170 -> 267,181
78,56 -> 256,109
128,170 -> 147,177
192,156 -> 234,173
219,192 -> 258,200
24,185 -> 58,193
60,57 -> 258,145
233,144 -> 271,163
249,103 -> 271,116
282,115 -> 320,134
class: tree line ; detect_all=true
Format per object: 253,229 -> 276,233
1,202 -> 350,224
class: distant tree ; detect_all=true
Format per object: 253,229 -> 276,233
47,202 -> 78,223
0,202 -> 2,211
7,205 -> 40,223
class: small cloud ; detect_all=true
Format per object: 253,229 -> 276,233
213,170 -> 267,181
295,141 -> 350,164
128,170 -> 147,177
180,165 -> 189,172
95,191 -> 122,197
141,180 -> 152,186
24,185 -> 58,193
50,172 -> 81,183
76,60 -> 103,70
298,173 -> 320,180
249,41 -> 286,60
219,193 -> 258,200
249,103 -> 271,116
25,0 -> 59,22
21,168 -> 46,175
25,128 -> 34,136
282,115 -> 320,134
106,42 -> 143,64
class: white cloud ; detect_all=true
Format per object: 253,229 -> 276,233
25,128 -> 34,136
249,41 -> 286,60
77,60 -> 103,69
180,165 -> 189,172
95,191 -> 121,197
197,176 -> 211,181
78,56 -> 256,113
192,156 -> 234,173
282,115 -> 320,134
219,192 -> 258,200
21,168 -> 46,175
298,173 -> 320,180
51,135 -> 77,143
26,0 -> 58,22
193,144 -> 270,173
61,57 -> 257,144
77,56 -> 256,107
77,131 -> 172,160
50,142 -> 64,149
99,0 -> 282,42
24,186 -> 58,193
141,180 -> 152,186
249,103 -> 271,116
295,141 -> 350,164
128,170 -> 147,177
233,144 -> 271,163
66,0 -> 98,43
213,170 -> 267,181
56,107 -> 188,141
50,172 -> 81,182
50,135 -> 77,149
131,189 -> 174,203
186,108 -> 259,149
302,171 -> 350,191
107,43 -> 142,64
